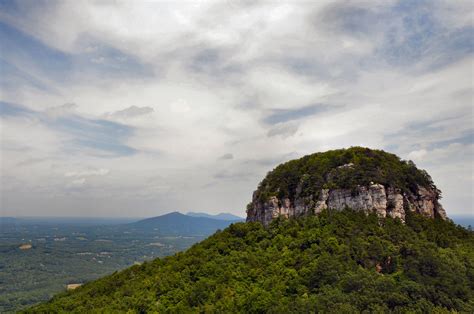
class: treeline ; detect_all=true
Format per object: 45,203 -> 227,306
27,210 -> 474,313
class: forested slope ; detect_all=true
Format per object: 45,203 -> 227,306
27,210 -> 474,313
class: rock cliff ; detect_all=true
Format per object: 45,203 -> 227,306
246,147 -> 447,225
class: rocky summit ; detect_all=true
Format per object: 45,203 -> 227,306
247,147 -> 447,225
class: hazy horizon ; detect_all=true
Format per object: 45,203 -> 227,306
1,211 -> 246,219
1,213 -> 472,231
1,1 -> 473,218
1,212 -> 471,219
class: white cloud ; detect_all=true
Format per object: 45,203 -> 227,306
407,149 -> 428,161
105,105 -> 154,119
267,122 -> 299,139
218,153 -> 234,160
69,178 -> 86,187
64,168 -> 110,178
1,1 -> 472,217
45,103 -> 78,118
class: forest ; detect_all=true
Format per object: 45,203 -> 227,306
254,147 -> 438,204
27,209 -> 474,313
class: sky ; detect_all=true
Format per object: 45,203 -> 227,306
0,0 -> 473,218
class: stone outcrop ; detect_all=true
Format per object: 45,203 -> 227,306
247,183 -> 446,226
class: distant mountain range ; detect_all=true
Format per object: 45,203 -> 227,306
2,214 -> 470,230
186,212 -> 244,221
451,216 -> 474,228
129,212 -> 240,236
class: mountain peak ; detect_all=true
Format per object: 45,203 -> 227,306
186,212 -> 244,221
247,147 -> 447,225
131,211 -> 237,236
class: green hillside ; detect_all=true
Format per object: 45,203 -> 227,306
27,210 -> 474,313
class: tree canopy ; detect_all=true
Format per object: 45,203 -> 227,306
27,210 -> 474,313
254,147 -> 437,203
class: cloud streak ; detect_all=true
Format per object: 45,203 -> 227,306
0,101 -> 137,156
106,106 -> 154,119
263,104 -> 337,124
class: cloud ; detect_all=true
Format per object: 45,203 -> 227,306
0,1 -> 472,217
16,157 -> 47,167
0,101 -> 34,116
0,59 -> 55,93
69,178 -> 86,187
263,103 -> 336,124
218,153 -> 234,160
1,101 -> 137,157
407,149 -> 428,161
213,170 -> 253,181
58,116 -> 137,156
64,168 -> 110,190
267,122 -> 299,138
106,105 -> 154,119
0,20 -> 72,82
65,168 -> 110,178
385,111 -> 473,152
45,103 -> 78,117
314,1 -> 474,72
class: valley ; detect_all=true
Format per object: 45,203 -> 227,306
0,213 -> 241,312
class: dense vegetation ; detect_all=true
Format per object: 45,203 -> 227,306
28,210 -> 474,313
254,147 -> 438,203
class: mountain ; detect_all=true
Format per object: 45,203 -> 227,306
27,210 -> 474,313
27,148 -> 474,312
248,147 -> 446,225
186,212 -> 244,221
128,212 -> 235,236
451,215 -> 474,229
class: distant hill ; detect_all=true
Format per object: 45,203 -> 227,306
452,215 -> 474,228
129,212 -> 236,236
186,212 -> 244,221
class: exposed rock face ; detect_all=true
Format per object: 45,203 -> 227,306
246,148 -> 448,225
327,184 -> 387,217
247,183 -> 446,226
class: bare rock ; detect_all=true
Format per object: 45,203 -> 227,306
326,184 -> 387,217
387,187 -> 405,222
315,189 -> 329,214
247,183 -> 445,226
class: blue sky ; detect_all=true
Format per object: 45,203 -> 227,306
0,0 -> 472,217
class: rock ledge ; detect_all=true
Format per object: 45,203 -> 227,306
247,183 -> 446,226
